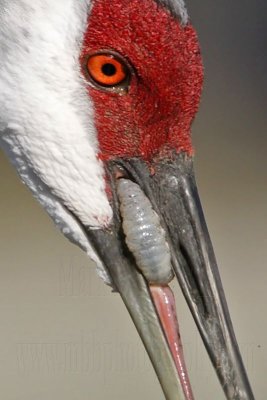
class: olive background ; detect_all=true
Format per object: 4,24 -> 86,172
0,1 -> 267,399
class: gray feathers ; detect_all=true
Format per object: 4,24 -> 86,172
156,0 -> 189,25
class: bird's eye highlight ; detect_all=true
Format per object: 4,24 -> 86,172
86,53 -> 130,91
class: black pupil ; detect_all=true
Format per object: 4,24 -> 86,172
101,63 -> 117,76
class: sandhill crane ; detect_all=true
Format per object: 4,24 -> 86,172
0,0 -> 255,399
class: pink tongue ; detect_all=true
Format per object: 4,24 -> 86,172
150,285 -> 195,400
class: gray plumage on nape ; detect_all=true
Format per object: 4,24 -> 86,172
156,0 -> 189,24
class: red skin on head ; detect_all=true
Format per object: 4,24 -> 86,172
81,0 -> 204,161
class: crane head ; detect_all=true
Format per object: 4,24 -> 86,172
0,0 -> 254,399
81,0 -> 203,161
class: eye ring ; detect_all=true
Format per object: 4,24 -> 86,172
84,50 -> 132,93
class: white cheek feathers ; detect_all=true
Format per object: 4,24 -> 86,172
0,0 -> 113,285
0,0 -> 112,229
1,132 -> 113,286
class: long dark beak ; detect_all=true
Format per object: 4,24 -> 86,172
87,153 -> 255,400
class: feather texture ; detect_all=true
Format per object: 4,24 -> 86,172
0,0 -> 113,284
0,0 -> 189,286
157,0 -> 188,25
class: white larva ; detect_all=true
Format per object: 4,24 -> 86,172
117,178 -> 174,285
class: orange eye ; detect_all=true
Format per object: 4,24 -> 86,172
87,53 -> 129,88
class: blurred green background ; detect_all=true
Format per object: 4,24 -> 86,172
0,1 -> 267,399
